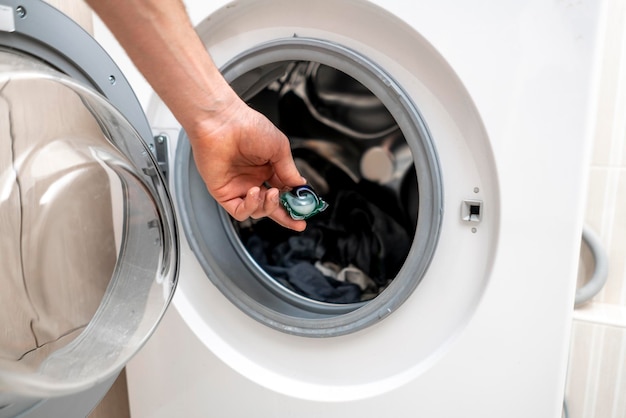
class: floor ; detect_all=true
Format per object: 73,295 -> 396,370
88,370 -> 131,418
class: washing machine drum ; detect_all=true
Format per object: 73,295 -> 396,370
0,3 -> 177,415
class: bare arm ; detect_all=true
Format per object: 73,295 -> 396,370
86,0 -> 306,230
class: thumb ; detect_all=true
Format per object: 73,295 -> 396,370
271,146 -> 306,189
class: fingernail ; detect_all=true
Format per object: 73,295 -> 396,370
249,187 -> 261,201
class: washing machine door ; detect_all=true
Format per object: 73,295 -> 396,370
0,1 -> 178,416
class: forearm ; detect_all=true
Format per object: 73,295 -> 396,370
88,0 -> 307,230
86,0 -> 237,138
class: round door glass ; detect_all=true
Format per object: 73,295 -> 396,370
0,50 -> 177,399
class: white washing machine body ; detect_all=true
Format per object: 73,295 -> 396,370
91,1 -> 607,417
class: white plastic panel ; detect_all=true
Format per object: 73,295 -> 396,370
146,0 -> 498,401
122,0 -> 604,416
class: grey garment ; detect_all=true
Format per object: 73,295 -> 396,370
315,261 -> 379,294
246,234 -> 362,304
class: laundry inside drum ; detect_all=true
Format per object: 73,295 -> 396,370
231,61 -> 418,305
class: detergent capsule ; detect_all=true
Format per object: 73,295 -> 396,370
280,185 -> 329,220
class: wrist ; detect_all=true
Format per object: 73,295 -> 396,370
177,82 -> 241,144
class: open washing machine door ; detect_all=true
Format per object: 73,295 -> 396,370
0,1 -> 178,417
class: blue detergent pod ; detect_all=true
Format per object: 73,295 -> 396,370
280,185 -> 329,220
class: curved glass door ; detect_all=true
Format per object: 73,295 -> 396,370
0,49 -> 178,402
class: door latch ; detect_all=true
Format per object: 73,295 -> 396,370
462,199 -> 483,223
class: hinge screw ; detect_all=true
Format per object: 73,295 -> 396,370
15,6 -> 26,18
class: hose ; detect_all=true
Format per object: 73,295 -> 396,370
562,228 -> 608,416
575,225 -> 609,307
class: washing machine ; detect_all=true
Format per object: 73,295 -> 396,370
91,0 -> 605,417
0,0 -> 606,417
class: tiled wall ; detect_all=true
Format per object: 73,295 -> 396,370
565,0 -> 626,416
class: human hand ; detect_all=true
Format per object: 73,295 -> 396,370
186,93 -> 307,231
86,0 -> 306,230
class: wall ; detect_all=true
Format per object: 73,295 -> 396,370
565,0 -> 626,416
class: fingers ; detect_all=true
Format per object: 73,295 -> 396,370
268,209 -> 307,232
269,140 -> 307,190
253,187 -> 280,219
265,172 -> 306,192
224,186 -> 307,232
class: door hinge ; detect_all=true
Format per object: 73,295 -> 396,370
144,134 -> 169,180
